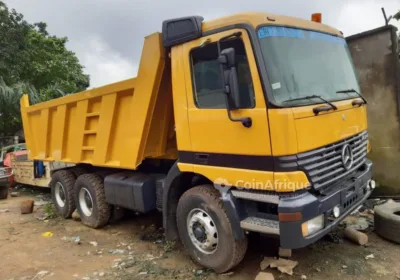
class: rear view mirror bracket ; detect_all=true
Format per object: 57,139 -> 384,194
217,33 -> 252,128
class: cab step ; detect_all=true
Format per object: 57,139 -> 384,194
240,217 -> 280,235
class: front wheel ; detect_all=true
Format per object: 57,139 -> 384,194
74,173 -> 110,228
176,185 -> 248,273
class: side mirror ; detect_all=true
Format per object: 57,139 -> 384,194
218,47 -> 252,128
218,48 -> 241,110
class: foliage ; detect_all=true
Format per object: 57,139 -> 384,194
0,1 -> 89,136
22,28 -> 89,93
0,1 -> 89,92
44,202 -> 58,219
0,77 -> 65,136
394,10 -> 400,21
0,2 -> 31,87
163,240 -> 176,253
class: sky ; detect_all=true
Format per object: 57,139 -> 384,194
4,0 -> 400,88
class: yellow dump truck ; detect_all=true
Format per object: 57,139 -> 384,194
21,12 -> 374,272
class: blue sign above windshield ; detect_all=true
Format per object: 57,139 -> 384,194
258,26 -> 345,45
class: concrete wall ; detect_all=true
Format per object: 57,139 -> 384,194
347,25 -> 400,195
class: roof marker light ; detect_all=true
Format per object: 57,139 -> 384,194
312,13 -> 322,23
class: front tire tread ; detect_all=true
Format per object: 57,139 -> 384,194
177,185 -> 247,273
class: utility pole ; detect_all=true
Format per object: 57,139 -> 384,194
381,7 -> 393,25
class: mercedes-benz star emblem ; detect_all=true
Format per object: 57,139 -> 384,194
341,144 -> 354,170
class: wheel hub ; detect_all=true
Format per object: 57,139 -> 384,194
193,222 -> 207,242
187,209 -> 218,254
55,182 -> 66,207
79,188 -> 94,217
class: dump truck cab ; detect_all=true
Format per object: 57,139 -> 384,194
21,12 -> 373,273
165,12 -> 372,248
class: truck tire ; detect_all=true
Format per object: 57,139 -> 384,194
74,173 -> 110,228
375,202 -> 400,244
50,170 -> 76,218
0,187 -> 8,200
70,167 -> 88,178
176,185 -> 248,273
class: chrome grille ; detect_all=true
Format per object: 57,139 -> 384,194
298,131 -> 368,191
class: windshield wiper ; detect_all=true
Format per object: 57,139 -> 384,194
282,95 -> 338,110
336,89 -> 367,105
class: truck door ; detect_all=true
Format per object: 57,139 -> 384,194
180,29 -> 273,186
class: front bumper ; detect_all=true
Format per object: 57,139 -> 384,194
279,160 -> 373,249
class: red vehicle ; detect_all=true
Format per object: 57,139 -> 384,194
0,143 -> 26,199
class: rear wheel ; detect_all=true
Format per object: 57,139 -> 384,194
50,170 -> 76,218
74,173 -> 110,228
70,167 -> 88,178
176,185 -> 248,273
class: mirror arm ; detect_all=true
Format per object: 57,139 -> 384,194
226,109 -> 252,128
224,95 -> 252,128
218,33 -> 252,129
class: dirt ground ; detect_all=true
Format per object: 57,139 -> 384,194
0,189 -> 399,280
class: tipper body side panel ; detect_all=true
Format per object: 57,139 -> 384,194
20,33 -> 175,170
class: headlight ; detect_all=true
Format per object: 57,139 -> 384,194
369,179 -> 376,189
302,215 -> 324,237
333,205 -> 341,218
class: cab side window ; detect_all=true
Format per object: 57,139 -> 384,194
191,38 -> 255,109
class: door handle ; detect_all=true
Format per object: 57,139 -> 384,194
195,153 -> 209,163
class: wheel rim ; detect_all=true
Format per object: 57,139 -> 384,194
187,208 -> 218,254
55,182 -> 66,208
79,187 -> 94,217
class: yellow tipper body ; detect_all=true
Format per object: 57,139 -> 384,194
21,33 -> 176,170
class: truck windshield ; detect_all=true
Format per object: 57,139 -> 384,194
258,26 -> 360,106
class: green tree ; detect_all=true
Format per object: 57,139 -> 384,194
0,2 -> 31,86
22,29 -> 89,95
0,1 -> 89,136
0,77 -> 63,137
395,10 -> 400,58
0,1 -> 89,93
394,10 -> 400,20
